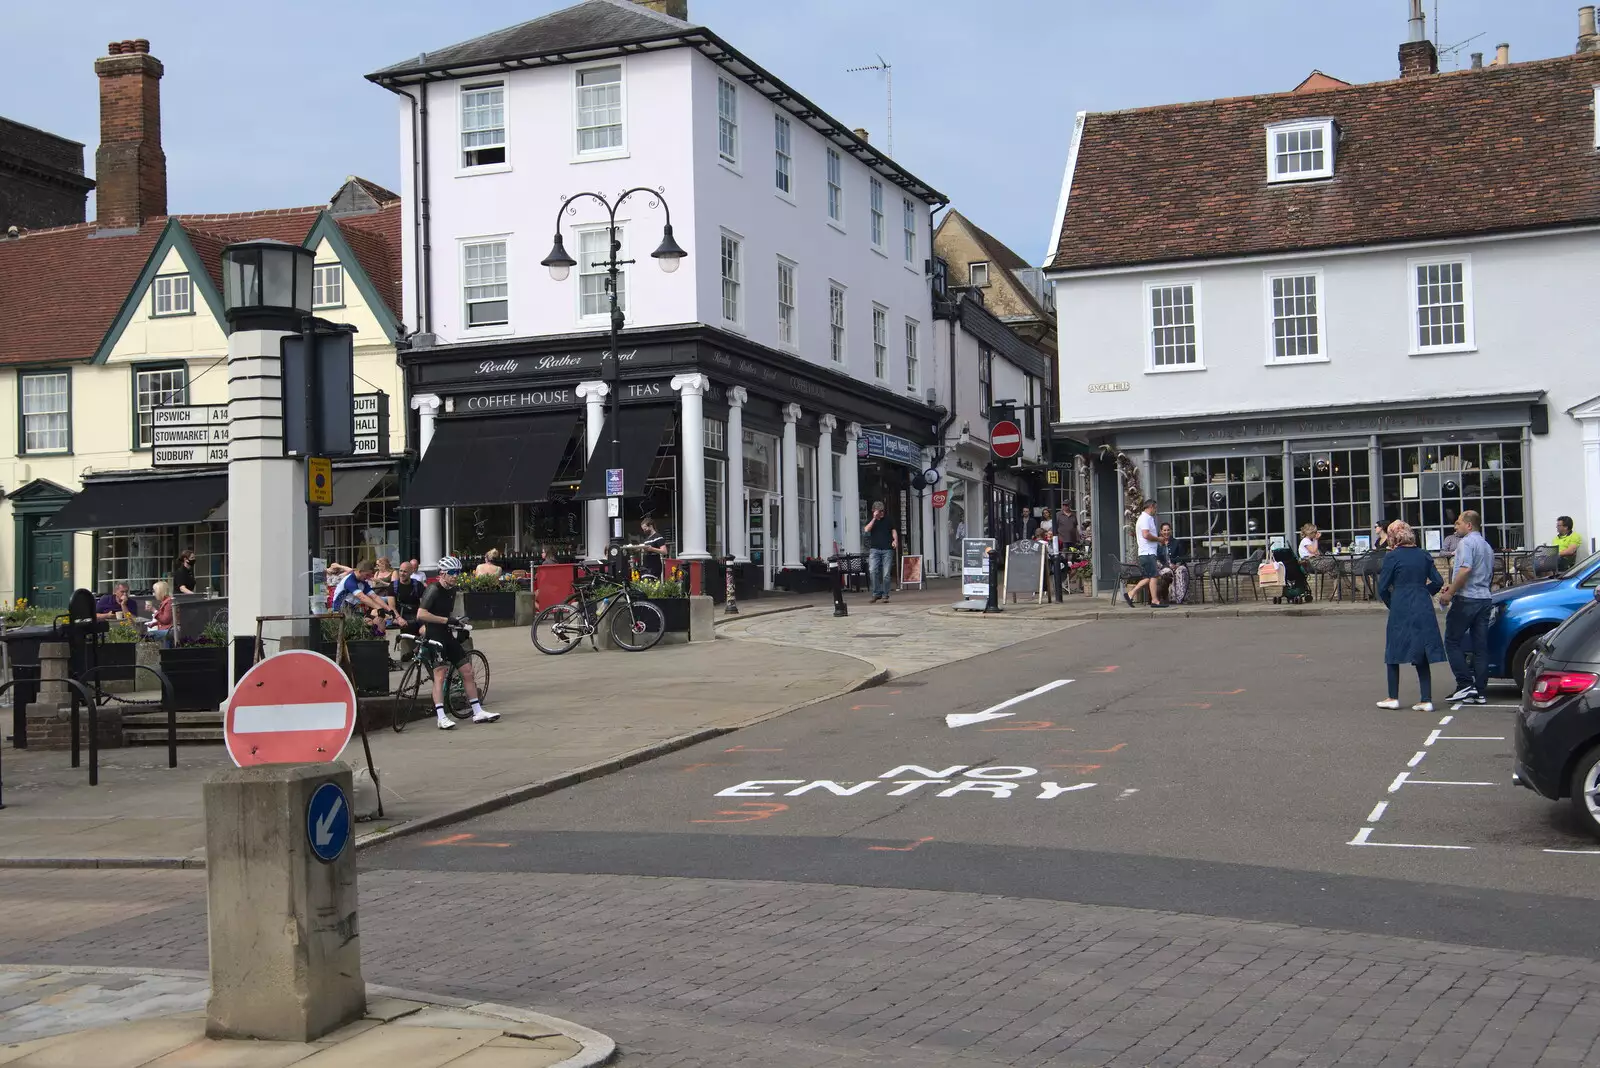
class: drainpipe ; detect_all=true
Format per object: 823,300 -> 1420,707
418,80 -> 434,333
379,79 -> 432,336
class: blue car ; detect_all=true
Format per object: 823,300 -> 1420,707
1488,549 -> 1600,682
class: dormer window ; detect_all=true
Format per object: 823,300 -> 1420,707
1266,119 -> 1335,182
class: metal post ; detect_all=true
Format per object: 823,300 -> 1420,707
304,317 -> 322,625
606,220 -> 624,548
69,685 -> 80,769
87,686 -> 99,788
723,556 -> 739,615
831,557 -> 848,617
984,546 -> 1001,613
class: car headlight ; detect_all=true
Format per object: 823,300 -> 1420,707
1489,604 -> 1502,625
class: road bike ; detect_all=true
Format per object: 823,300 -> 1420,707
391,620 -> 491,732
531,561 -> 665,654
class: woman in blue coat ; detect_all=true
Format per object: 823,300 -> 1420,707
1375,520 -> 1446,711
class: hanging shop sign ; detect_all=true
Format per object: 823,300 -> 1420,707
856,428 -> 922,468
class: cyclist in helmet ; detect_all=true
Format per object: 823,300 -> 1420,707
416,556 -> 498,730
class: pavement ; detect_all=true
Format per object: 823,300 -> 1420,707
0,964 -> 610,1067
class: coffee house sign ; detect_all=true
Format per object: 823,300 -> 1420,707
442,378 -> 718,417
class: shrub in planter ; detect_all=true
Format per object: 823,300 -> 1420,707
159,622 -> 230,711
90,622 -> 143,689
632,576 -> 689,633
458,573 -> 519,621
321,615 -> 391,696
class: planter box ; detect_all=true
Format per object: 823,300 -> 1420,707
344,640 -> 391,697
91,642 -> 139,694
159,645 -> 230,711
462,590 -> 517,621
640,597 -> 691,634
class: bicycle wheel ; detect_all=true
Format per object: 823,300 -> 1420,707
610,598 -> 665,652
533,603 -> 585,655
446,650 -> 490,718
394,659 -> 430,732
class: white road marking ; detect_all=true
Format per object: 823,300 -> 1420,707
1543,849 -> 1600,855
1407,751 -> 1427,767
945,679 -> 1073,728
1387,772 -> 1410,793
1424,730 -> 1441,746
1348,827 -> 1472,850
1116,788 -> 1139,801
1404,779 -> 1496,787
1367,801 -> 1388,822
1436,736 -> 1505,742
1439,715 -> 1453,725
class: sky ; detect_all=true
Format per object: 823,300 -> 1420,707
2,1 -> 1578,262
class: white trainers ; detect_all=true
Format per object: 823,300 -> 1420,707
471,708 -> 500,724
1412,702 -> 1435,713
1375,698 -> 1401,709
436,715 -> 455,730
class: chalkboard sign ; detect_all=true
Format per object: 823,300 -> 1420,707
1004,539 -> 1045,602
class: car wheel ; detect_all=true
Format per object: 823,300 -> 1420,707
1568,745 -> 1600,842
1510,630 -> 1551,685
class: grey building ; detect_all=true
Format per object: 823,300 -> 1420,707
0,116 -> 95,231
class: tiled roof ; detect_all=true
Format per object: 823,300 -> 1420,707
944,210 -> 1052,322
337,202 -> 403,322
1049,51 -> 1600,271
344,176 -> 400,204
370,0 -> 693,78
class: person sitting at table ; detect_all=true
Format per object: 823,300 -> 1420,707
1298,523 -> 1321,560
474,549 -> 504,579
1371,520 -> 1393,550
1553,515 -> 1582,573
94,582 -> 142,621
147,581 -> 175,647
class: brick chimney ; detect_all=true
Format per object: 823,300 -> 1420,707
1582,7 -> 1600,53
93,38 -> 166,230
1399,0 -> 1438,77
633,0 -> 688,18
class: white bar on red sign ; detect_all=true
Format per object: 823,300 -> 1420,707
233,702 -> 349,733
993,434 -> 1020,444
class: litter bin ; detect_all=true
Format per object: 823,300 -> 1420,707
0,625 -> 56,744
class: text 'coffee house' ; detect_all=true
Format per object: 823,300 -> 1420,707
401,328 -> 945,593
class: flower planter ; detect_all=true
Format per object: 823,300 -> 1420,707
639,597 -> 691,634
462,590 -> 517,621
344,639 -> 392,697
90,641 -> 139,692
158,645 -> 230,711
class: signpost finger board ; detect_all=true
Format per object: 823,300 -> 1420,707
225,650 -> 358,767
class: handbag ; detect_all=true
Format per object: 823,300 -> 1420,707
1257,561 -> 1284,587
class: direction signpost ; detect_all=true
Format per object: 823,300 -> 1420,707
152,394 -> 388,468
990,419 -> 1022,460
224,649 -> 357,768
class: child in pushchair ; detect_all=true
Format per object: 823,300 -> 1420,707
1270,547 -> 1312,605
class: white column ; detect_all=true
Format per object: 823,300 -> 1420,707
228,327 -> 308,646
410,393 -> 443,568
921,449 -> 937,576
816,415 -> 837,556
673,373 -> 711,560
726,387 -> 748,562
577,380 -> 610,562
781,403 -> 803,569
1582,417 -> 1600,557
841,422 -> 863,554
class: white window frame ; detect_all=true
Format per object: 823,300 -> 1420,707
773,113 -> 793,198
717,77 -> 739,167
1144,279 -> 1204,373
134,364 -> 187,449
577,224 -> 625,323
312,263 -> 344,309
1407,255 -> 1475,355
902,197 -> 917,264
828,282 -> 846,364
1262,268 -> 1327,365
1265,119 -> 1335,183
151,274 -> 192,317
459,82 -> 508,172
720,230 -> 743,328
869,178 -> 885,249
969,261 -> 989,287
871,304 -> 889,383
20,371 -> 69,455
460,237 -> 511,331
776,257 -> 797,350
573,62 -> 626,160
826,148 -> 843,226
1594,86 -> 1600,148
904,317 -> 919,394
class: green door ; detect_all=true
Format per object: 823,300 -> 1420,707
27,530 -> 71,611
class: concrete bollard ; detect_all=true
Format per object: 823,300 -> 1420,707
203,763 -> 364,1042
688,595 -> 715,642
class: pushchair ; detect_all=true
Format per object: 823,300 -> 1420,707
1269,548 -> 1312,605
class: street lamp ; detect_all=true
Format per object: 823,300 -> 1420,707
542,188 -> 687,555
222,239 -> 314,333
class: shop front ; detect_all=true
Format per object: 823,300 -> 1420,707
401,327 -> 941,590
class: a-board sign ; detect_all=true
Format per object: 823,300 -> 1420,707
961,538 -> 995,598
1004,539 -> 1045,602
899,554 -> 923,590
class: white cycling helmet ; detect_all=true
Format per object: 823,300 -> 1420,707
437,555 -> 463,574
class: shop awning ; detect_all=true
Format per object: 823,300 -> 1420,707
573,406 -> 675,500
45,475 -> 228,531
400,413 -> 579,509
323,467 -> 391,518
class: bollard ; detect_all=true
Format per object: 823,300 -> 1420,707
831,557 -> 849,617
984,546 -> 1001,614
723,557 -> 739,615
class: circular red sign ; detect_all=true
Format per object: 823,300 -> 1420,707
990,420 -> 1023,459
225,649 -> 358,768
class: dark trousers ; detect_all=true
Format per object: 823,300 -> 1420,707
1444,596 -> 1492,693
1387,662 -> 1433,702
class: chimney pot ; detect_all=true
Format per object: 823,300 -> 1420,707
853,127 -> 870,143
1494,42 -> 1510,65
107,41 -> 123,54
132,39 -> 149,53
1579,6 -> 1599,52
1471,52 -> 1483,68
1408,0 -> 1426,42
633,0 -> 687,17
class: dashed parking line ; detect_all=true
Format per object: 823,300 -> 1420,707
1387,772 -> 1410,793
1424,730 -> 1441,746
1348,827 -> 1472,850
1405,779 -> 1496,787
1543,849 -> 1600,855
1435,735 -> 1506,742
1367,801 -> 1388,822
1407,751 -> 1427,767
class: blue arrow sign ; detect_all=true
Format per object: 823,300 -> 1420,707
306,781 -> 351,863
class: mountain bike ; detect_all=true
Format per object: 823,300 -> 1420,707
531,561 -> 665,654
391,620 -> 491,732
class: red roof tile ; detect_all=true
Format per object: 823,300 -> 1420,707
1049,52 -> 1600,271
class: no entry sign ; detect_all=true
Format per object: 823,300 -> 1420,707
990,420 -> 1022,459
225,649 -> 357,767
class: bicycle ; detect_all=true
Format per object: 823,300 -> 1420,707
391,619 -> 491,732
531,560 -> 665,654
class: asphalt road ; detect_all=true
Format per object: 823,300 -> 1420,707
369,614 -> 1600,957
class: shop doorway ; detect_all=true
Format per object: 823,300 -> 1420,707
747,493 -> 783,591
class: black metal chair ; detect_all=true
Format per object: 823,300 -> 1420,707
1206,552 -> 1236,603
1233,549 -> 1267,601
1305,554 -> 1341,601
1103,552 -> 1145,603
1358,550 -> 1389,600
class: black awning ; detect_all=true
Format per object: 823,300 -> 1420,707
400,413 -> 580,509
323,467 -> 391,518
574,405 -> 674,500
45,475 -> 228,531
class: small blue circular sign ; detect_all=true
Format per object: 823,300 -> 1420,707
306,781 -> 351,863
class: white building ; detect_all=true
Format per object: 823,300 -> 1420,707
367,0 -> 946,591
1045,10 -> 1600,581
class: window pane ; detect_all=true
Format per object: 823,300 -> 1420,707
1149,285 -> 1197,366
717,79 -> 738,162
720,235 -> 741,322
826,150 -> 842,221
872,307 -> 887,379
462,85 -> 506,166
579,228 -> 624,317
312,265 -> 343,308
576,66 -> 623,152
136,367 -> 187,448
774,115 -> 791,193
1270,274 -> 1318,359
463,241 -> 508,325
1414,261 -> 1467,348
22,373 -> 69,452
829,286 -> 845,363
777,261 -> 795,344
869,179 -> 884,246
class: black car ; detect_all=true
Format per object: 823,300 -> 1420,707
1514,596 -> 1600,840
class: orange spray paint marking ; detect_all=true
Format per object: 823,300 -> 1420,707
851,704 -> 890,711
680,762 -> 728,773
1179,703 -> 1213,709
982,721 -> 1074,731
723,746 -> 784,753
424,833 -> 510,848
692,802 -> 788,824
1047,764 -> 1103,774
1071,742 -> 1128,754
868,837 -> 934,852
1199,689 -> 1246,695
1093,666 -> 1120,673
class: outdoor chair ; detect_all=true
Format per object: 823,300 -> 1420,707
1358,550 -> 1389,600
1234,549 -> 1267,601
1305,554 -> 1341,601
1207,552 -> 1237,603
1103,552 -> 1145,603
1523,545 -> 1561,584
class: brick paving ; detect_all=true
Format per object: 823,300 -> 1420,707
4,868 -> 1600,1066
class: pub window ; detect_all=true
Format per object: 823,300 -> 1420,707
1382,439 -> 1524,551
1291,449 -> 1371,550
1156,455 -> 1286,557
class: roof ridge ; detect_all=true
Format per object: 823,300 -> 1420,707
175,205 -> 324,221
0,219 -> 101,240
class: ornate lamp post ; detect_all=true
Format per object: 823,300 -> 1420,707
542,189 -> 686,553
